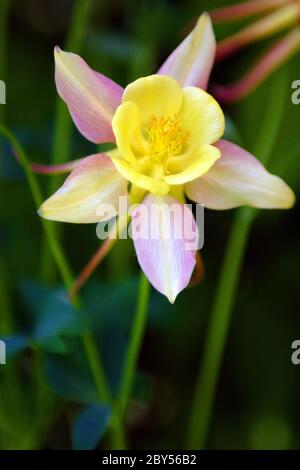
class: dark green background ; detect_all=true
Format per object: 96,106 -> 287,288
0,0 -> 299,449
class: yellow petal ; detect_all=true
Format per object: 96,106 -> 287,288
112,101 -> 147,163
39,154 -> 127,223
180,87 -> 225,147
164,144 -> 220,185
111,154 -> 169,196
122,75 -> 183,124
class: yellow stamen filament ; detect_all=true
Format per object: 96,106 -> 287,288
145,115 -> 189,159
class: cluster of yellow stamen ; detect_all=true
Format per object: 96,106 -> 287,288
145,115 -> 189,159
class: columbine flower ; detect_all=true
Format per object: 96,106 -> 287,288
39,13 -> 295,302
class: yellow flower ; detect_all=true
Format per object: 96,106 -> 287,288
38,13 -> 295,302
111,75 -> 224,197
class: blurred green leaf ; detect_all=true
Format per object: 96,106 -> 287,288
3,334 -> 29,358
45,348 -> 99,403
20,281 -> 88,354
71,404 -> 111,450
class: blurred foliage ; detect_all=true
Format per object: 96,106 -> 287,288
0,0 -> 299,450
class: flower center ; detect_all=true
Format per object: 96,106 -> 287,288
145,115 -> 189,158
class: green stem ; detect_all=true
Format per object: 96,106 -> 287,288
40,0 -> 94,283
117,273 -> 151,421
0,124 -> 124,448
83,333 -> 111,403
187,67 -> 288,449
0,125 -> 75,296
186,207 -> 255,449
83,333 -> 126,448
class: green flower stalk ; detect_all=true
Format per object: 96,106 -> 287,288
212,0 -> 300,102
187,67 -> 289,449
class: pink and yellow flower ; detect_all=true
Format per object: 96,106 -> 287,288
39,13 -> 295,302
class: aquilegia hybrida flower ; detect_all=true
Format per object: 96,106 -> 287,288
39,13 -> 295,302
